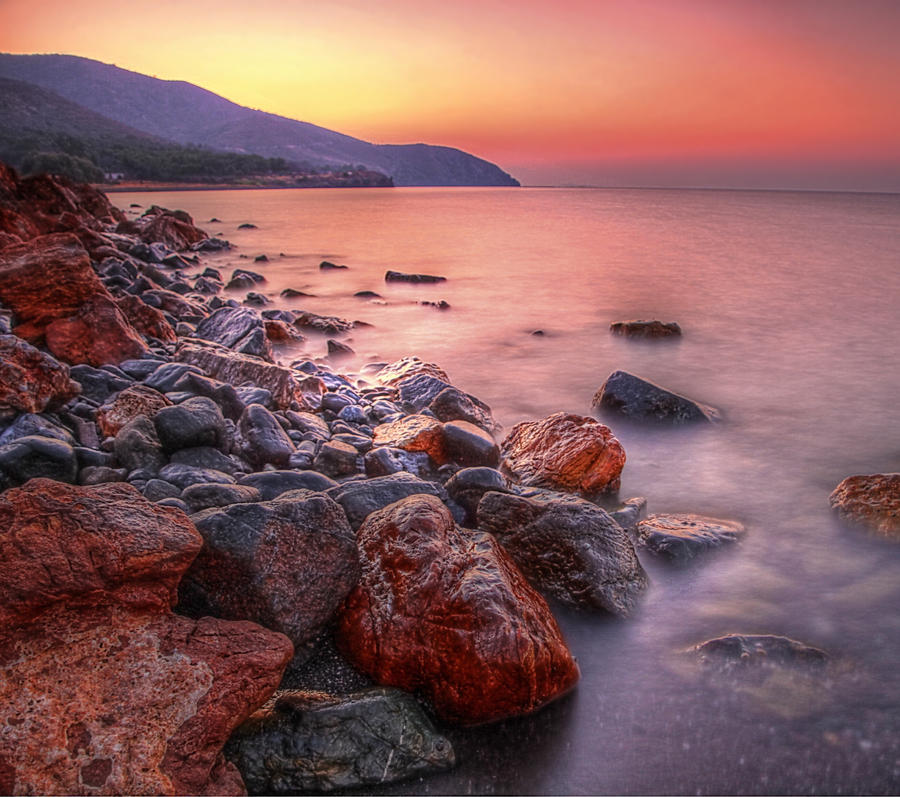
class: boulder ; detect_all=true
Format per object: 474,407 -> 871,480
154,396 -> 227,453
326,472 -> 446,530
0,435 -> 78,486
829,473 -> 900,537
170,447 -> 245,476
176,341 -> 324,411
238,470 -> 338,501
313,439 -> 360,477
635,513 -> 746,560
363,446 -> 433,479
478,490 -> 648,615
238,403 -> 294,468
384,270 -> 446,283
373,414 -> 448,465
337,494 -> 579,725
96,384 -> 172,438
692,634 -> 828,669
0,412 -> 75,446
157,464 -> 236,491
225,689 -> 455,793
396,373 -> 452,412
443,419 -> 500,467
115,294 -> 177,343
171,371 -> 245,421
374,356 -> 450,388
195,307 -> 273,362
501,412 -> 626,495
264,319 -> 303,344
0,334 -> 80,413
140,211 -> 207,251
182,493 -> 359,650
609,319 -> 682,338
113,415 -> 167,474
445,466 -> 512,526
182,483 -> 262,513
592,370 -> 720,423
429,386 -> 499,434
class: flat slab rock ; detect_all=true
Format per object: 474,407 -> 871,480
610,319 -> 682,338
635,513 -> 746,560
829,473 -> 900,537
225,688 -> 455,793
337,493 -> 579,725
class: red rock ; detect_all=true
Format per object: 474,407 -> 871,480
96,384 -> 172,438
829,473 -> 900,537
609,319 -> 682,338
374,356 -> 450,388
116,294 -> 177,343
337,494 -> 580,725
264,318 -> 304,344
501,411 -> 626,495
140,213 -> 207,251
372,414 -> 448,465
0,334 -> 80,413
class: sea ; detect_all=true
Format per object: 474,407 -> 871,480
113,186 -> 900,795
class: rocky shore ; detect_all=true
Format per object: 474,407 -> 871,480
1,163 -> 896,795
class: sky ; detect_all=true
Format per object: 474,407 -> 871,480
2,0 -> 899,190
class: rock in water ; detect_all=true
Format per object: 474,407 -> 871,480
500,411 -> 625,495
592,370 -> 720,423
635,513 -> 746,560
829,473 -> 900,537
225,688 -> 455,793
609,319 -> 682,338
477,490 -> 648,615
692,634 -> 828,669
384,270 -> 446,283
337,494 -> 579,725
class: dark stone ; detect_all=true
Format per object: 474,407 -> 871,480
238,470 -> 338,501
477,489 -> 648,616
445,467 -> 511,526
141,478 -> 182,502
182,482 -> 262,513
79,465 -> 128,485
171,372 -> 245,421
396,374 -> 451,413
635,513 -> 746,560
326,472 -> 446,530
327,339 -> 354,358
0,435 -> 78,485
610,319 -> 682,338
337,404 -> 368,425
254,255 -> 269,263
243,292 -> 269,306
157,463 -> 236,490
142,362 -> 205,393
280,288 -> 312,298
592,370 -> 720,423
156,497 -> 191,512
0,413 -> 75,446
314,440 -> 360,477
232,326 -> 273,359
330,433 -> 372,454
194,306 -> 272,359
118,358 -> 167,380
354,290 -> 381,299
428,387 -> 498,434
69,364 -> 132,403
693,635 -> 828,668
321,393 -> 353,413
183,492 -> 359,648
362,447 -> 433,479
193,277 -> 222,295
293,312 -> 353,335
169,446 -> 244,476
113,415 -> 166,473
384,270 -> 446,283
225,689 -> 454,793
237,223 -> 258,230
239,404 -> 295,468
154,397 -> 227,453
320,261 -> 348,270
443,420 -> 500,467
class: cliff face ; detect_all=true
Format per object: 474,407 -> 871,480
0,54 -> 520,187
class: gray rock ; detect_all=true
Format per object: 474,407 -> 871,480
330,433 -> 372,454
171,371 -> 245,420
693,635 -> 828,668
0,435 -> 78,485
609,496 -> 647,531
238,470 -> 338,500
182,482 -> 262,512
225,688 -> 455,793
327,339 -> 355,358
477,489 -> 648,616
314,439 -> 360,477
154,396 -> 227,453
234,386 -> 273,409
429,386 -> 499,434
239,404 -> 295,468
592,370 -> 720,423
397,374 -> 452,413
445,467 -> 512,526
169,446 -> 245,475
157,463 -> 236,490
142,362 -> 205,393
326,472 -> 446,530
194,306 -> 272,361
363,446 -> 434,479
142,478 -> 182,502
69,364 -> 132,403
443,420 -> 500,467
0,413 -> 76,446
117,358 -> 168,380
79,465 -> 127,485
635,513 -> 746,560
114,415 -> 166,474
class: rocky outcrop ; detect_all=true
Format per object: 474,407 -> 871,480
337,494 -> 580,725
0,479 -> 293,795
500,412 -> 626,495
477,489 -> 648,615
829,473 -> 900,537
610,319 -> 682,338
0,334 -> 80,414
592,370 -> 720,424
635,513 -> 746,560
225,689 -> 455,793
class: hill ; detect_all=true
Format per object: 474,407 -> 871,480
0,53 -> 519,186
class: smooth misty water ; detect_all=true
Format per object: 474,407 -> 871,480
115,187 -> 900,794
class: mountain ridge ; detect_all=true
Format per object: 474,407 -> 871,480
0,53 -> 519,187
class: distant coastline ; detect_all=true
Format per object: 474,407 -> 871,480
99,180 -> 395,193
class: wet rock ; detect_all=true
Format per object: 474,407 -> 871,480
337,404 -> 368,425
171,371 -> 246,421
443,419 -> 500,467
195,306 -> 273,361
182,482 -> 262,513
118,358 -> 168,380
96,384 -> 172,438
635,513 -> 746,560
238,223 -> 258,229
592,370 -> 720,424
280,288 -> 312,298
610,319 -> 682,338
609,496 -> 648,531
337,494 -> 580,725
139,210 -> 207,251
326,472 -> 446,530
429,386 -> 499,434
238,403 -> 295,468
355,290 -> 381,299
0,335 -> 80,413
79,465 -> 128,485
170,446 -> 245,476
142,478 -> 182,502
396,373 -> 452,412
264,318 -> 303,344
182,492 -> 359,649
445,467 -> 512,526
238,470 -> 338,501
0,434 -> 78,486
374,356 -> 450,388
373,414 -> 448,465
113,415 -> 166,474
478,490 -> 648,615
140,288 -> 206,322
327,338 -> 354,357
293,311 -> 354,335
829,473 -> 900,537
363,446 -> 432,478
154,396 -> 227,453
70,363 -> 132,403
0,413 -> 76,446
501,411 -> 626,495
226,688 -> 454,793
314,439 -> 360,477
115,294 -> 177,343
693,634 -> 828,669
320,260 -> 348,270
157,463 -> 235,491
384,270 -> 447,283
142,362 -> 204,393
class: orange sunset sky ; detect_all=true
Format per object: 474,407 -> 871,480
2,0 -> 899,190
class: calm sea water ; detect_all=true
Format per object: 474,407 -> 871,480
115,187 -> 900,795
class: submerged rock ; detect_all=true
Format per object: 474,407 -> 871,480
501,411 -> 626,495
829,473 -> 900,537
635,513 -> 746,560
337,494 -> 580,725
225,688 -> 455,793
592,370 -> 720,423
693,634 -> 828,669
610,319 -> 682,338
384,270 -> 447,283
478,489 -> 648,615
